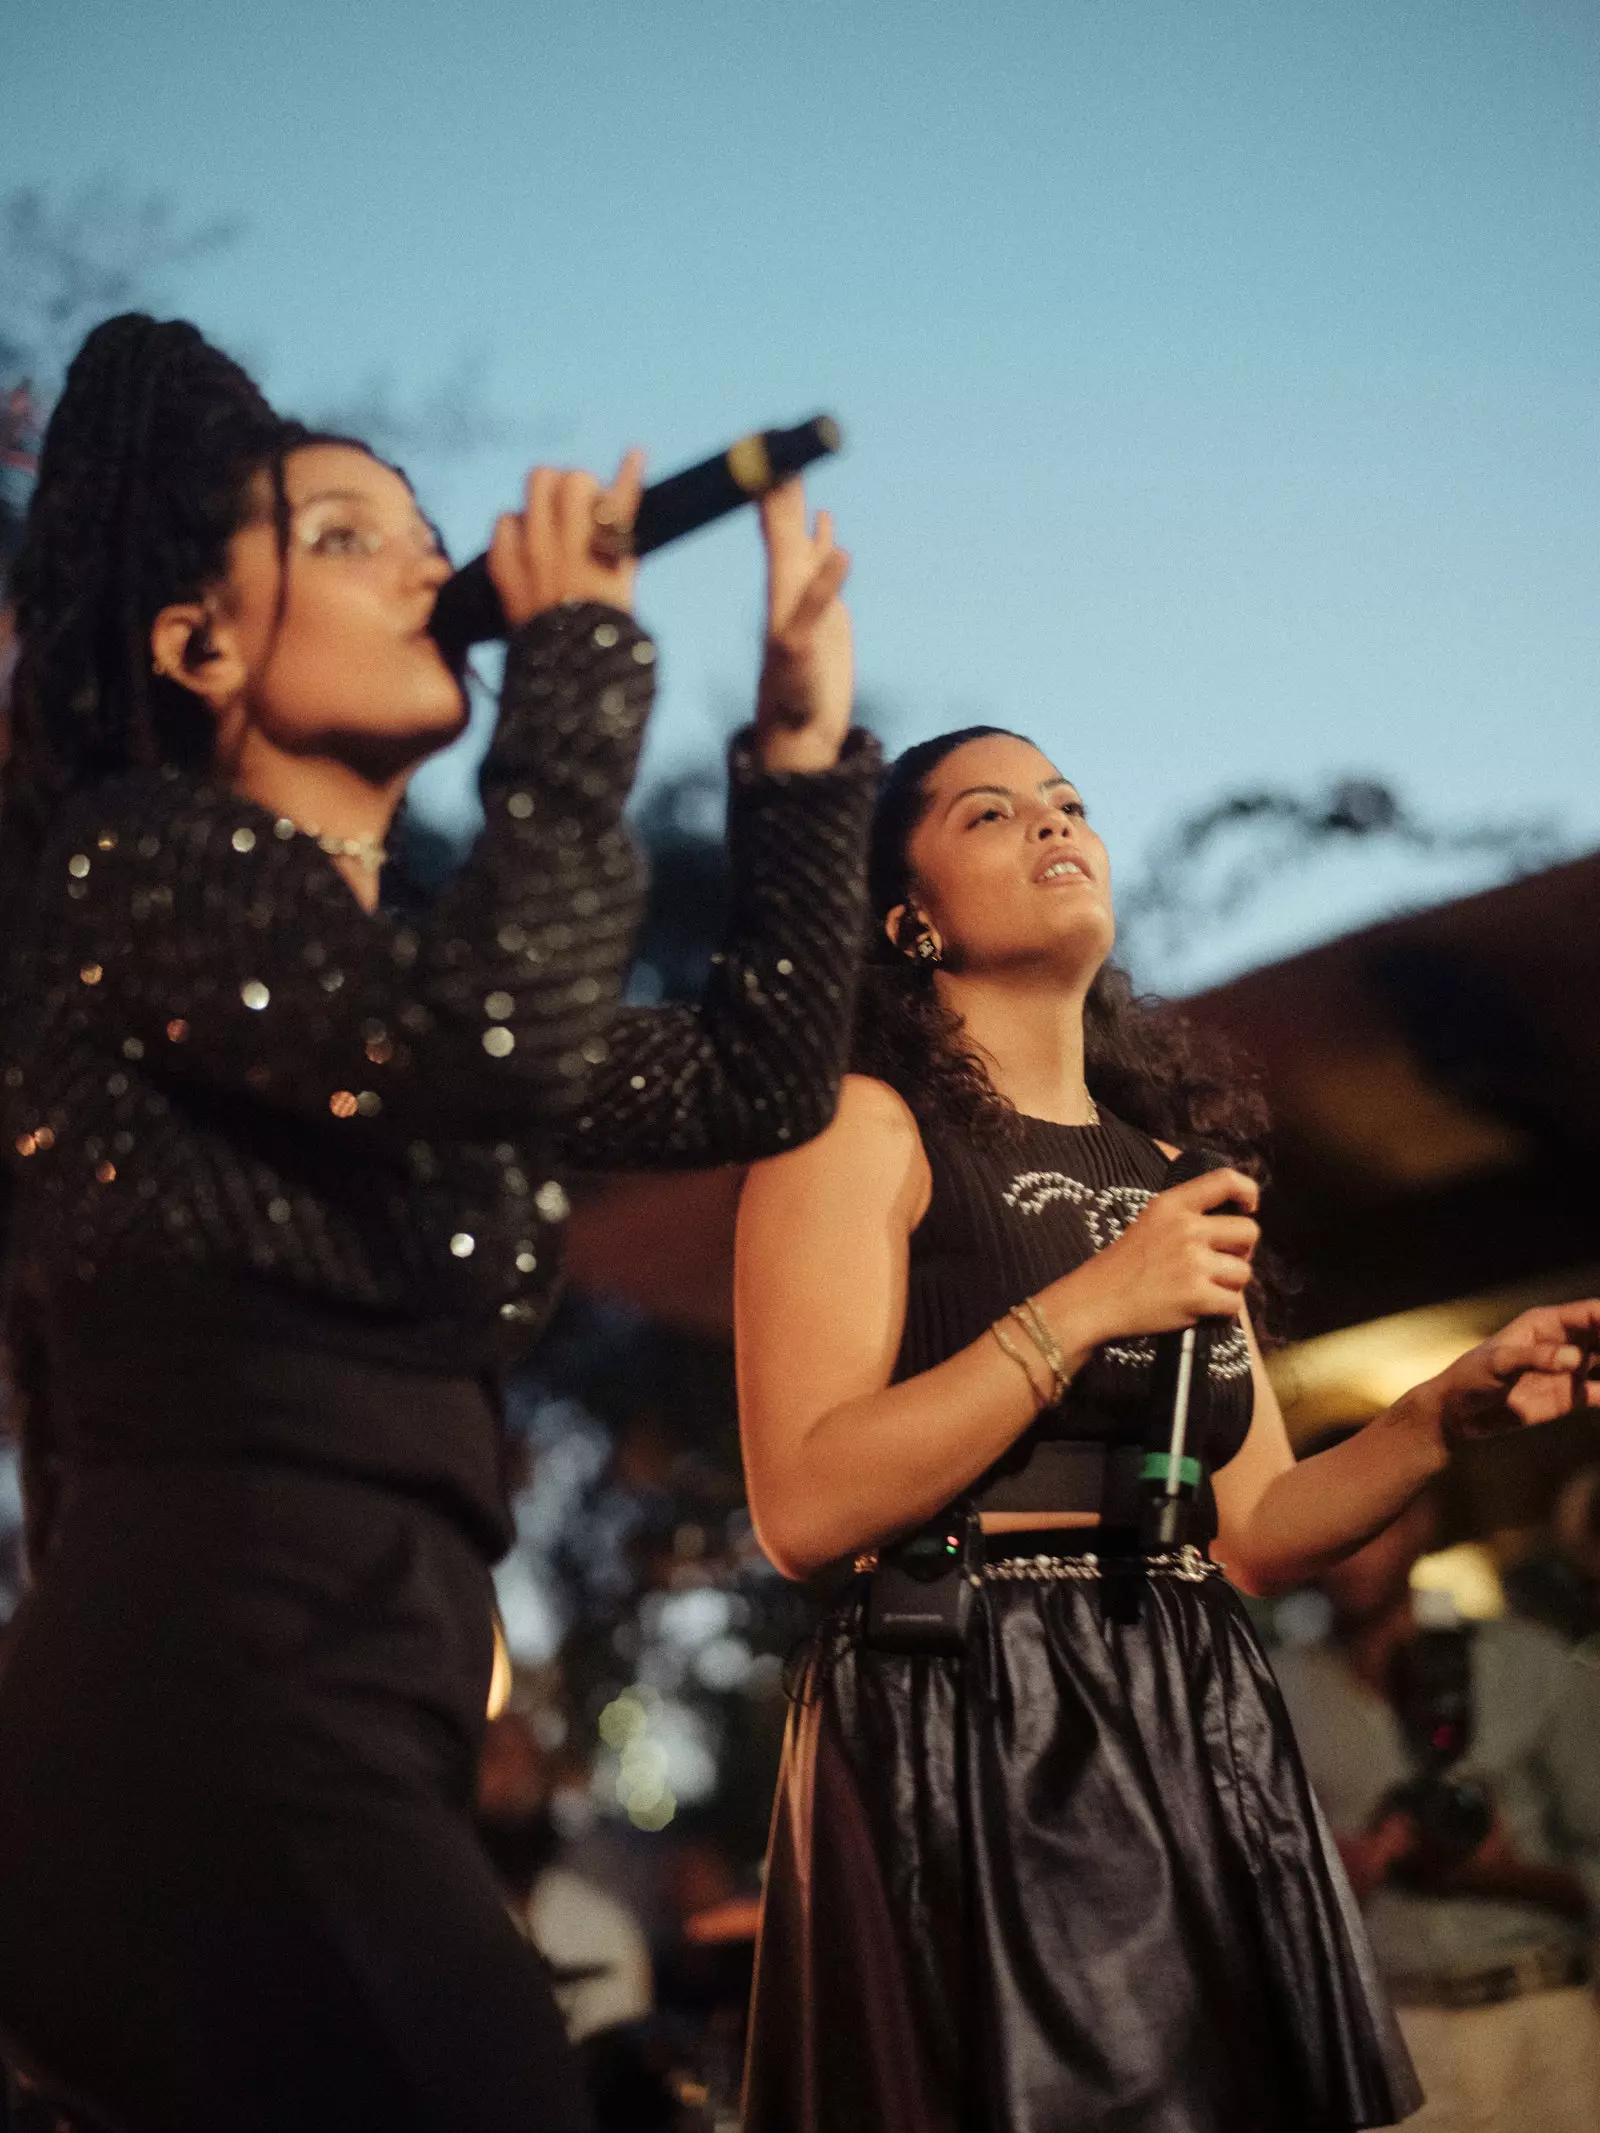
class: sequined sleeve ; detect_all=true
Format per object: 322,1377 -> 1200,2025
561,727 -> 881,1169
19,602 -> 653,1139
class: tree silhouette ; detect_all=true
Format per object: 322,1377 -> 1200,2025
0,179 -> 243,394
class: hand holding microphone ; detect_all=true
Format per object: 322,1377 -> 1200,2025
486,449 -> 647,628
462,415 -> 854,773
1052,1159 -> 1260,1346
436,414 -> 843,658
1036,1153 -> 1258,1549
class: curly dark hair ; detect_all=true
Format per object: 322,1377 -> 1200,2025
853,727 -> 1270,1179
2,312 -> 378,857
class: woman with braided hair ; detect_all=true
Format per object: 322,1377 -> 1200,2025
0,313 -> 877,2131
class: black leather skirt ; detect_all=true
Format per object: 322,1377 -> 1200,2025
744,1547 -> 1420,2133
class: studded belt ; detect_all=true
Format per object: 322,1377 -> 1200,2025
854,1534 -> 1219,1583
982,1543 -> 1217,1584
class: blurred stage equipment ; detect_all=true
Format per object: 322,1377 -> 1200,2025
1380,1606 -> 1495,1869
430,414 -> 843,661
1186,847 -> 1600,1539
1181,850 -> 1600,1338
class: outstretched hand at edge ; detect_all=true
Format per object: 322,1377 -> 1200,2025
1427,1300 -> 1600,1447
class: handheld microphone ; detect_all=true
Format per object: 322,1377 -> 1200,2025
1143,1148 -> 1247,1552
429,413 -> 843,662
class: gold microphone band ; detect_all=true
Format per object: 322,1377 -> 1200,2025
726,432 -> 775,496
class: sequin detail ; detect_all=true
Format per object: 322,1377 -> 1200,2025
2,601 -> 881,1424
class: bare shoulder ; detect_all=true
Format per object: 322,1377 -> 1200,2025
1154,1138 -> 1181,1162
835,1072 -> 923,1138
821,1075 -> 927,1180
742,1073 -> 929,1224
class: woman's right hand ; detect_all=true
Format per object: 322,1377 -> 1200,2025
487,449 -> 645,628
1047,1168 -> 1261,1347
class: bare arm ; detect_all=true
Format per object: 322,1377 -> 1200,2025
1215,1302 -> 1600,1597
736,1078 -> 1047,1576
735,1078 -> 1261,1579
1211,1323 -> 1448,1596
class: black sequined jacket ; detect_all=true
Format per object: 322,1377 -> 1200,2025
0,600 -> 879,1554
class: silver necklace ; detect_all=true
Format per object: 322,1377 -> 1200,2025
277,817 -> 389,869
312,829 -> 389,868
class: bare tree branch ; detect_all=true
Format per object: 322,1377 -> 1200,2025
1116,775 -> 1570,979
0,178 -> 244,392
308,348 -> 522,466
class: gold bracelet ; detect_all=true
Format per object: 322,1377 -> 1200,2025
1008,1297 -> 1070,1403
990,1318 -> 1048,1408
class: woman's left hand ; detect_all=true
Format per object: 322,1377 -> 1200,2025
753,479 -> 852,774
1425,1300 -> 1600,1447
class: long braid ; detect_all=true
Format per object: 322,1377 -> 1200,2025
3,313 -> 299,856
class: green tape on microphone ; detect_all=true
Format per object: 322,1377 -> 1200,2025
1141,1453 -> 1202,1490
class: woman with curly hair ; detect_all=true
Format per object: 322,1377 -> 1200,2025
0,312 -> 877,2132
735,726 -> 1600,2132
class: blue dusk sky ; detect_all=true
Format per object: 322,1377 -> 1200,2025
7,0 -> 1598,989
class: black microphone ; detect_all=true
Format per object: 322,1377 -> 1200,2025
429,413 -> 843,662
1143,1148 -> 1248,1552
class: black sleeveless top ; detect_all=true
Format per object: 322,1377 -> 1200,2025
896,1109 -> 1254,1530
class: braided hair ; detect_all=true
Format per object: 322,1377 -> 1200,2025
3,314 -> 328,856
852,727 -> 1270,1176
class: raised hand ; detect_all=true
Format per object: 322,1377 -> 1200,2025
1427,1301 -> 1600,1446
753,477 -> 852,774
487,449 -> 646,628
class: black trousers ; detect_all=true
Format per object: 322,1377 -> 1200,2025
0,1462 -> 594,2133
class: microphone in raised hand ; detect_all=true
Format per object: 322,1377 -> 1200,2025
430,414 -> 843,664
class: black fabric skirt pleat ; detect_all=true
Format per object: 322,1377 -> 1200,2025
744,1568 -> 1420,2133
